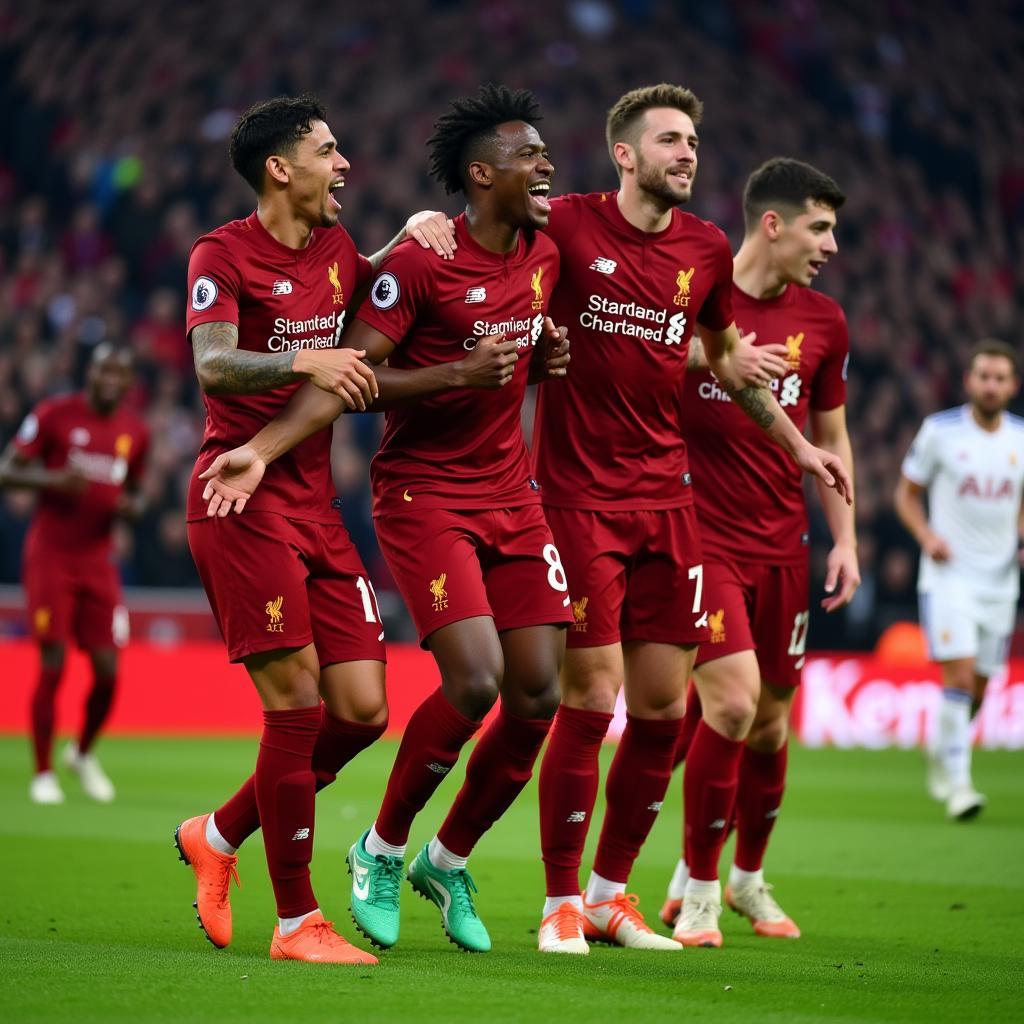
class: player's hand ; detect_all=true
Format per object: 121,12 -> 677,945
529,316 -> 570,383
732,331 -> 788,388
198,445 -> 267,517
821,542 -> 861,612
455,333 -> 519,389
923,531 -> 952,563
794,441 -> 853,504
52,465 -> 88,494
293,348 -> 378,410
406,210 -> 457,260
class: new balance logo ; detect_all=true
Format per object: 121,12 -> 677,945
589,257 -> 617,274
566,811 -> 587,823
272,280 -> 293,295
291,828 -> 311,840
709,819 -> 727,830
427,762 -> 451,775
647,801 -> 663,812
465,287 -> 487,303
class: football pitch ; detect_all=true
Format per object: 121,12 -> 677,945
2,737 -> 1022,1023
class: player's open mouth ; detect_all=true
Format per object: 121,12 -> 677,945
809,259 -> 825,275
669,170 -> 692,187
329,178 -> 345,210
527,180 -> 551,212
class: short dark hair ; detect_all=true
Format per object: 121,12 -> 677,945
427,84 -> 542,195
969,338 -> 1019,375
605,84 -> 703,170
229,95 -> 328,193
743,158 -> 846,232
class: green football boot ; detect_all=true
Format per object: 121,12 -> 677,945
347,829 -> 404,948
406,844 -> 491,953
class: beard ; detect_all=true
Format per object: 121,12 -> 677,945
636,155 -> 693,208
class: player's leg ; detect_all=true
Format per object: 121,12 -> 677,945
919,588 -> 984,817
536,508 -> 630,951
63,566 -> 127,802
726,681 -> 801,938
575,639 -> 692,951
24,551 -> 71,803
29,641 -> 66,804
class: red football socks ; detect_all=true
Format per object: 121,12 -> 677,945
78,671 -> 116,755
684,719 -> 744,881
30,665 -> 62,773
539,704 -> 613,896
254,706 -> 320,919
673,682 -> 703,768
733,743 -> 788,872
593,713 -> 682,884
437,708 -> 551,857
373,687 -> 479,847
214,707 -> 387,850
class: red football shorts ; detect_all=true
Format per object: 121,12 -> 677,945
694,558 -> 810,687
373,504 -> 573,646
23,535 -> 127,650
188,512 -> 386,666
543,505 -> 708,649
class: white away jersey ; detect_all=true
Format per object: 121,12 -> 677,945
902,405 -> 1024,601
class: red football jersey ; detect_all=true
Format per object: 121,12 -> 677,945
185,212 -> 373,523
681,281 -> 849,564
357,215 -> 560,516
532,192 -> 734,510
14,393 -> 149,554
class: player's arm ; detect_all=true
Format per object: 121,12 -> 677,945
191,321 -> 377,409
809,406 -> 860,611
687,330 -> 788,386
894,474 -> 950,562
0,443 -> 85,494
700,322 -> 852,502
366,212 -> 459,271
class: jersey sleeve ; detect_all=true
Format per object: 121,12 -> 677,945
12,401 -> 54,461
695,229 -> 735,331
186,236 -> 244,336
356,243 -> 434,345
901,417 -> 939,486
542,195 -> 584,249
126,422 -> 150,486
810,306 -> 850,411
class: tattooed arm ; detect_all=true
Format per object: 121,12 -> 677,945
191,321 -> 377,409
700,323 -> 853,502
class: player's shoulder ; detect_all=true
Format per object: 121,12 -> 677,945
314,222 -> 361,258
794,285 -> 843,317
672,209 -> 730,246
35,392 -> 81,419
1004,412 -> 1024,434
524,226 -> 560,261
922,405 -> 967,432
190,216 -> 251,255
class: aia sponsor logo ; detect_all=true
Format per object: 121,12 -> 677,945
958,475 -> 1014,499
430,573 -> 449,612
265,595 -> 284,633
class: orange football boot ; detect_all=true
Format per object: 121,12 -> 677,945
725,882 -> 801,938
270,912 -> 378,964
659,897 -> 682,928
174,813 -> 240,949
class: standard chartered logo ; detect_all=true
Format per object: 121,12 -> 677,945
666,312 -> 687,345
780,373 -> 802,407
266,311 -> 344,352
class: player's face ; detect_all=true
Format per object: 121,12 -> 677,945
633,108 -> 698,207
486,121 -> 554,229
775,200 -> 839,287
284,120 -> 351,228
965,354 -> 1019,418
87,352 -> 133,412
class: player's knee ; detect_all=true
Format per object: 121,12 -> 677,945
562,673 -> 619,715
747,714 -> 788,752
516,673 -> 561,720
704,691 -> 755,740
444,669 -> 500,721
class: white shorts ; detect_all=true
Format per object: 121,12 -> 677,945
919,588 -> 1015,678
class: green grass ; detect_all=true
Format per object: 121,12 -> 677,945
2,737 -> 1022,1023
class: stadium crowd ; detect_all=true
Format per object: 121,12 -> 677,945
0,0 -> 1021,647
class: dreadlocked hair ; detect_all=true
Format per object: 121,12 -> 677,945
428,84 -> 542,195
